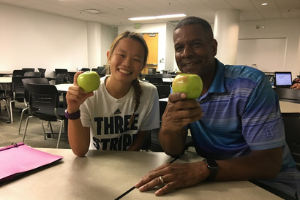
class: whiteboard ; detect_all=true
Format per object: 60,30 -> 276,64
236,38 -> 287,72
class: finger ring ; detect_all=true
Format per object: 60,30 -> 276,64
159,176 -> 164,184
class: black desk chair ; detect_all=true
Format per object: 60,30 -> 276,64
282,113 -> 300,170
81,68 -> 90,72
0,90 -> 10,123
20,78 -> 50,135
22,68 -> 35,72
37,68 -> 46,78
97,66 -> 107,77
23,84 -> 66,148
156,85 -> 170,99
55,69 -> 70,84
24,72 -> 41,78
9,76 -> 26,123
13,70 -> 27,77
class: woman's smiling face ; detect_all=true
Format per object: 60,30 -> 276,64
108,37 -> 145,84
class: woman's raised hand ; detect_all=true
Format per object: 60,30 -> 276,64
66,71 -> 94,113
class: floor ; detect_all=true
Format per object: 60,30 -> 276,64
0,101 -> 70,149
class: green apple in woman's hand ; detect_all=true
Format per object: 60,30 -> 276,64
77,71 -> 100,93
172,73 -> 203,99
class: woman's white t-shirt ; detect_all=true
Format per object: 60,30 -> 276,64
80,76 -> 160,150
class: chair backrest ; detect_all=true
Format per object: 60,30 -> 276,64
24,72 -> 41,77
81,68 -> 90,72
144,77 -> 163,86
55,69 -> 68,75
97,66 -> 107,77
27,84 -> 60,111
22,78 -> 50,102
37,68 -> 46,78
12,76 -> 26,101
55,73 -> 69,84
282,113 -> 300,170
22,68 -> 35,72
156,85 -> 170,99
55,69 -> 69,84
273,88 -> 300,103
13,70 -> 27,77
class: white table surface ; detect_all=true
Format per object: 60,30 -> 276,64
279,101 -> 300,113
162,78 -> 174,82
0,77 -> 12,83
0,149 -> 282,200
54,83 -> 72,92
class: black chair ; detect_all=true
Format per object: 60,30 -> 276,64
0,90 -> 11,122
20,78 -> 50,135
144,77 -> 163,86
24,72 -> 41,77
37,68 -> 46,78
97,66 -> 107,77
282,113 -> 300,170
156,85 -> 170,99
55,69 -> 70,84
22,68 -> 35,72
81,68 -> 90,72
55,73 -> 69,84
12,70 -> 27,77
273,88 -> 300,103
23,84 -> 66,148
68,72 -> 76,83
9,76 -> 26,123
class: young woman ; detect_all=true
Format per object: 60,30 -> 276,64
66,31 -> 160,156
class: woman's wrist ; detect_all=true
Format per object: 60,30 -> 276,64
65,109 -> 80,120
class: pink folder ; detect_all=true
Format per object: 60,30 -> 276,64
0,142 -> 63,182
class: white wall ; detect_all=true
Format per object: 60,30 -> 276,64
0,3 -> 116,77
1,3 -> 299,79
238,18 -> 300,79
100,25 -> 118,66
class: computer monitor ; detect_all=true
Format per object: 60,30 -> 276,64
274,72 -> 292,88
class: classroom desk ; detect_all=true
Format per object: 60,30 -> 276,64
0,149 -> 282,200
0,76 -> 12,84
0,71 -> 13,77
55,83 -> 73,92
279,101 -> 300,113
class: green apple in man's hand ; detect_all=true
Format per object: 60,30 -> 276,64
172,73 -> 203,99
77,71 -> 100,93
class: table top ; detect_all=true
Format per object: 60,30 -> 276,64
0,71 -> 13,76
55,83 -> 72,92
279,101 -> 300,113
0,148 -> 282,200
0,77 -> 12,83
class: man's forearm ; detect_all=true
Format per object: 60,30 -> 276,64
159,126 -> 187,156
215,147 -> 282,181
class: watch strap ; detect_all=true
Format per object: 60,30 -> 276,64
204,158 -> 218,181
65,110 -> 80,120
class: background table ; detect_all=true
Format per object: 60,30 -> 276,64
0,149 -> 282,200
279,101 -> 300,113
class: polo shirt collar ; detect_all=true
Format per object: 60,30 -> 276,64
207,58 -> 226,94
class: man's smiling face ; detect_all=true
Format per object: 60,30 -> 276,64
173,24 -> 217,78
